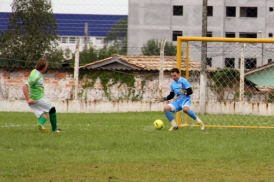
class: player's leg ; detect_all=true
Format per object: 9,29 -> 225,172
49,107 -> 60,132
29,103 -> 49,133
164,101 -> 180,131
35,97 -> 62,132
37,113 -> 50,133
181,99 -> 205,130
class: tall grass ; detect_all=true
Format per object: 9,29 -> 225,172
0,112 -> 274,181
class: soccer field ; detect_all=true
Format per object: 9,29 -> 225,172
1,111 -> 274,181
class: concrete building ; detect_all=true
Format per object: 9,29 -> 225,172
128,0 -> 274,68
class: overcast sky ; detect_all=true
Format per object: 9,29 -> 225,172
0,0 -> 128,15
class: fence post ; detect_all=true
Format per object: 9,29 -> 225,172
159,37 -> 166,97
240,43 -> 245,102
74,38 -> 81,100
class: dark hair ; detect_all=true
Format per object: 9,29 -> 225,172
170,68 -> 180,73
35,58 -> 48,71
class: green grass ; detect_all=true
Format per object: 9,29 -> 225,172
1,111 -> 274,182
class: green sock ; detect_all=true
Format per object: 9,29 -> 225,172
49,113 -> 57,131
38,116 -> 46,126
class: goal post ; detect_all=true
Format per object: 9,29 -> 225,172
176,37 -> 274,129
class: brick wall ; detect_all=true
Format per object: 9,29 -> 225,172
0,68 -> 75,100
0,68 -> 173,101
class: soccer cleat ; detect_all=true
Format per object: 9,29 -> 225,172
37,124 -> 49,133
53,129 -> 64,133
169,126 -> 179,131
196,117 -> 205,131
198,122 -> 205,131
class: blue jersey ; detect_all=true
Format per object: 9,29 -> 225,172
170,77 -> 191,99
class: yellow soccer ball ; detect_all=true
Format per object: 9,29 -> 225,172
153,119 -> 164,130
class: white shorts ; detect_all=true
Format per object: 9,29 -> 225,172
29,97 -> 54,118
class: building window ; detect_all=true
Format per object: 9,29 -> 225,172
207,32 -> 212,37
173,6 -> 183,16
226,32 -> 235,38
207,6 -> 213,16
61,37 -> 68,43
238,58 -> 257,69
268,59 -> 272,63
226,7 -> 236,17
239,32 -> 257,38
96,37 -> 104,44
269,33 -> 273,37
69,37 -> 76,44
240,7 -> 257,17
225,58 -> 235,68
245,58 -> 257,69
270,7 -> 273,12
207,58 -> 212,67
172,31 -> 183,41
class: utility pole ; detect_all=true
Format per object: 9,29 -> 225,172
84,23 -> 88,50
200,0 -> 208,114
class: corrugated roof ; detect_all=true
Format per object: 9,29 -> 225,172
0,12 -> 127,37
80,54 -> 216,71
245,61 -> 274,76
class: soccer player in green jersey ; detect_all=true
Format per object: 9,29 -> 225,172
23,58 -> 62,133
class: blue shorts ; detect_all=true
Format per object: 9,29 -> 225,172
169,97 -> 191,113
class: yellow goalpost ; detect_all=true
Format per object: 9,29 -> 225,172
176,37 -> 274,129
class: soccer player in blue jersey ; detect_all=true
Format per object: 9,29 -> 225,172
156,68 -> 205,131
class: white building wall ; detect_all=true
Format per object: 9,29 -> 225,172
128,0 -> 274,67
58,36 -> 105,53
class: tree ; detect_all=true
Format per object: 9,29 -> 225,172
79,45 -> 124,66
141,39 -> 177,56
104,17 -> 127,55
1,0 -> 61,66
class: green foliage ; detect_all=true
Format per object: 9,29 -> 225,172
44,48 -> 64,67
79,45 -> 124,67
0,31 -> 7,49
1,112 -> 274,181
208,68 -> 240,101
141,39 -> 160,56
64,48 -> 72,59
1,0 -> 61,67
79,47 -> 98,66
80,70 -> 144,101
141,39 -> 177,56
104,17 -> 127,55
164,41 -> 177,56
267,93 -> 274,103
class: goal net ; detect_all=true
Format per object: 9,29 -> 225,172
176,37 -> 274,129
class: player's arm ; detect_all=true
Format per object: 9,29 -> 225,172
156,91 -> 174,102
164,91 -> 175,100
23,83 -> 35,105
184,87 -> 193,96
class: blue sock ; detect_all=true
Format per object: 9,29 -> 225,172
187,109 -> 197,120
165,111 -> 174,122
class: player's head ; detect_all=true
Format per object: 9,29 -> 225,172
36,58 -> 48,74
170,68 -> 180,81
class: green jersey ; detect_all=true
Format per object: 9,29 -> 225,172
26,69 -> 44,100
